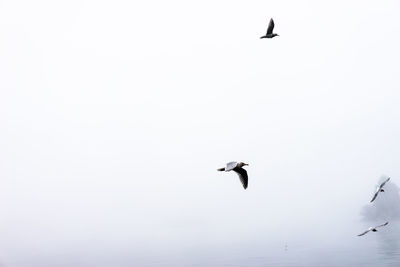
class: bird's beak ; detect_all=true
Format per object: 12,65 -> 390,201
245,163 -> 249,166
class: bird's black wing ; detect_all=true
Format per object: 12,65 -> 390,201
357,230 -> 370,236
380,177 -> 390,188
370,191 -> 379,202
376,222 -> 389,228
266,18 -> 275,35
233,167 -> 248,189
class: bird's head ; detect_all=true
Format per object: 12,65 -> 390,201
238,162 -> 249,168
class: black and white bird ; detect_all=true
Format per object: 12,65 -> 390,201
357,222 -> 389,236
217,162 -> 249,189
260,18 -> 279,39
370,177 -> 391,202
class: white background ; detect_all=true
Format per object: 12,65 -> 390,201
1,0 -> 400,265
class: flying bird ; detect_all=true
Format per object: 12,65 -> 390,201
357,222 -> 389,236
370,177 -> 391,202
217,162 -> 249,189
260,18 -> 279,39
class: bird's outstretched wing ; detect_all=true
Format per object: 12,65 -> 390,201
370,190 -> 379,202
233,167 -> 248,189
380,177 -> 390,188
226,162 -> 238,171
376,222 -> 389,228
266,18 -> 275,35
357,230 -> 370,236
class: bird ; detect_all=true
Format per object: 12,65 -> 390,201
357,222 -> 389,236
260,18 -> 279,39
217,162 -> 249,189
370,177 -> 391,202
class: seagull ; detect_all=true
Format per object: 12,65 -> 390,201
357,222 -> 389,236
217,162 -> 249,189
260,18 -> 279,39
370,177 -> 390,202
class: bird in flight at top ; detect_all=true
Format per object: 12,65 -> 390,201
357,222 -> 389,236
217,161 -> 249,189
370,177 -> 390,202
260,18 -> 279,39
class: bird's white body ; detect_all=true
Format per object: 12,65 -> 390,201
375,186 -> 382,192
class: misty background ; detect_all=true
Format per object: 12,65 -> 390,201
362,177 -> 400,222
1,0 -> 400,266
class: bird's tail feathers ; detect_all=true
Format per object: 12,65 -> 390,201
217,167 -> 225,171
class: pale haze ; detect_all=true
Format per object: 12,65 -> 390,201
1,0 -> 400,266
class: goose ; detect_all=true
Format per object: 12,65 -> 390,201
217,162 -> 249,189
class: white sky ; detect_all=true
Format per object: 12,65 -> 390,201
1,0 -> 400,266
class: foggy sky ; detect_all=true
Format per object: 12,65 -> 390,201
1,0 -> 400,266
